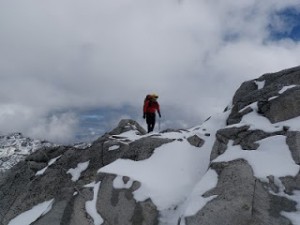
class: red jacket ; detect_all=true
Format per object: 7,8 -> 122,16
144,100 -> 160,114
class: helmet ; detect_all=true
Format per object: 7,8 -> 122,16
151,93 -> 159,99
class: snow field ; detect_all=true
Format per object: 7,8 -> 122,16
98,111 -> 230,223
213,137 -> 300,180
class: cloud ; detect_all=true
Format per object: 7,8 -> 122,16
28,112 -> 79,144
0,0 -> 300,142
0,104 -> 78,144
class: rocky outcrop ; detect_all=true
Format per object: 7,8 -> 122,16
108,119 -> 146,136
185,66 -> 300,225
258,87 -> 300,123
227,66 -> 300,125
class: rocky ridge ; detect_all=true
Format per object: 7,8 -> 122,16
1,66 -> 300,225
0,133 -> 91,174
0,133 -> 55,173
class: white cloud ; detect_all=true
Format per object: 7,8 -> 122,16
0,103 -> 78,143
0,0 -> 300,142
28,113 -> 79,144
0,104 -> 35,132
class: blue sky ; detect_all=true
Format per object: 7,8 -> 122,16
0,0 -> 300,144
269,7 -> 300,41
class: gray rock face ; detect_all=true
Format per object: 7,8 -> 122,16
186,159 -> 295,225
258,87 -> 300,123
186,159 -> 256,225
286,131 -> 300,165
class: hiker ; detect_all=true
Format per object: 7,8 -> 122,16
143,94 -> 161,133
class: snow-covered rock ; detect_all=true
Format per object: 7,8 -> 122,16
0,132 -> 55,173
228,65 -> 300,125
1,67 -> 300,225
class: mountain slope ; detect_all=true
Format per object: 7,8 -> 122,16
1,66 -> 300,225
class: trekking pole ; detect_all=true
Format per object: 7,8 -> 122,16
158,117 -> 161,132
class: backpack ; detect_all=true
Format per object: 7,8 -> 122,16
144,95 -> 152,108
144,94 -> 158,101
144,94 -> 152,102
144,94 -> 158,108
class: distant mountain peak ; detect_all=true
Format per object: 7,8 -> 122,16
0,132 -> 55,172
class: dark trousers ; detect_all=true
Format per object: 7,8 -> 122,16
146,113 -> 156,133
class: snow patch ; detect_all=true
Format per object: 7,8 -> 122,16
281,190 -> 300,224
268,96 -> 278,101
278,85 -> 297,94
67,161 -> 90,181
158,131 -> 188,140
99,139 -> 212,210
276,116 -> 300,131
85,181 -> 103,225
254,80 -> 265,90
108,145 -> 120,151
112,130 -> 143,142
36,155 -> 62,176
267,178 -> 300,224
191,111 -> 230,136
183,169 -> 218,217
213,136 -> 300,180
8,199 -> 54,225
240,109 -> 300,132
238,102 -> 258,113
240,109 -> 281,132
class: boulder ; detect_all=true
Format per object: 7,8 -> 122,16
187,135 -> 205,148
258,87 -> 300,123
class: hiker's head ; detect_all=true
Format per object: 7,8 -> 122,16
151,94 -> 159,101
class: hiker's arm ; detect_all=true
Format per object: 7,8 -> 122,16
157,103 -> 161,117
